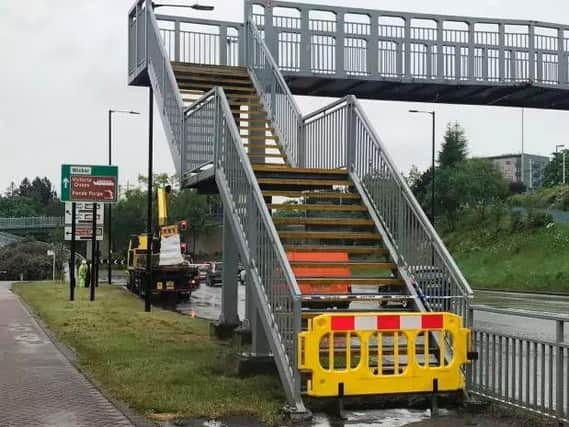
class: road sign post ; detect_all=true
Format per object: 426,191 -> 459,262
61,165 -> 118,303
90,203 -> 97,301
70,203 -> 76,301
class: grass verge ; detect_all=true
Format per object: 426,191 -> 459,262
445,222 -> 569,293
12,282 -> 283,424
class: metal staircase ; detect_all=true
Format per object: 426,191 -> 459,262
128,0 -> 474,416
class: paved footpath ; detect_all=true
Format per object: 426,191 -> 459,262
0,282 -> 134,427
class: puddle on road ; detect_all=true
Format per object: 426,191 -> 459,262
7,321 -> 48,352
309,408 -> 432,426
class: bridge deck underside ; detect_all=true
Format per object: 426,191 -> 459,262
285,75 -> 569,110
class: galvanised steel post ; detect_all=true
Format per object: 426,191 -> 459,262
555,320 -> 564,422
108,109 -> 140,285
145,87 -> 154,313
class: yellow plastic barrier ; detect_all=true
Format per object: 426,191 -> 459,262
298,312 -> 471,397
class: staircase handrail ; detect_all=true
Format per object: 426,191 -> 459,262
144,0 -> 186,174
246,18 -> 303,166
301,95 -> 473,317
212,86 -> 304,410
350,95 -> 473,297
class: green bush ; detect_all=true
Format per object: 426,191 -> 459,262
527,210 -> 553,229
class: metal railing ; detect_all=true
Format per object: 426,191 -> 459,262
470,306 -> 569,424
247,0 -> 569,87
129,0 -> 185,174
246,19 -> 302,167
0,217 -> 65,231
203,87 -> 305,412
183,89 -> 217,173
300,95 -> 473,318
156,14 -> 244,67
244,19 -> 473,319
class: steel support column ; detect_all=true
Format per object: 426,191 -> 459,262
219,211 -> 240,326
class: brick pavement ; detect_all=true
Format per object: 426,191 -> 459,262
0,282 -> 134,427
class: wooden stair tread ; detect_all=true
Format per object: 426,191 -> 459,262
172,62 -> 249,75
239,126 -> 275,131
273,217 -> 373,226
284,245 -> 388,255
278,231 -> 380,240
252,165 -> 347,175
262,190 -> 360,199
301,293 -> 405,301
290,262 -> 396,270
176,74 -> 252,85
268,203 -> 366,212
247,153 -> 286,158
258,178 -> 352,186
179,82 -> 256,93
297,278 -> 403,285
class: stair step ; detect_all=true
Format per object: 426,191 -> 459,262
172,62 -> 249,77
179,82 -> 256,93
240,126 -> 275,132
301,292 -> 406,302
284,245 -> 388,255
243,135 -> 279,140
258,178 -> 352,187
278,231 -> 380,240
248,153 -> 286,159
262,190 -> 360,199
291,262 -> 396,270
252,165 -> 347,175
273,217 -> 373,226
176,74 -> 253,86
268,203 -> 366,212
297,277 -> 401,285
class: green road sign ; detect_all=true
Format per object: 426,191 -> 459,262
61,164 -> 119,203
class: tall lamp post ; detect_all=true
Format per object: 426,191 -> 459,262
108,109 -> 140,284
556,144 -> 566,185
409,109 -> 436,225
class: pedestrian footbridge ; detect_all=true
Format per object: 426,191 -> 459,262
127,0 -> 567,420
0,217 -> 64,232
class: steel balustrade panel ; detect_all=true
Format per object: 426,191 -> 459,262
210,88 -> 304,409
0,217 -> 65,231
247,0 -> 569,87
247,20 -> 302,166
184,91 -> 216,174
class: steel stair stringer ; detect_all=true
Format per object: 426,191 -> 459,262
212,87 -> 309,416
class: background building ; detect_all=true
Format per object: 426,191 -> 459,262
482,153 -> 550,190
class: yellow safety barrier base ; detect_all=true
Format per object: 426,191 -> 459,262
298,312 -> 471,398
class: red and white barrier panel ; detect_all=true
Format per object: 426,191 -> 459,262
330,314 -> 444,331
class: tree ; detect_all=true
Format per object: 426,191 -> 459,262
170,190 -> 215,254
30,177 -> 56,205
426,159 -> 509,227
542,150 -> 568,187
438,122 -> 468,168
17,178 -> 33,198
410,166 -> 434,217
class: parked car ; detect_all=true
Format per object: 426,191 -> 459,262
206,262 -> 223,287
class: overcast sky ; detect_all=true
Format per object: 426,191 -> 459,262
1,0 -> 568,193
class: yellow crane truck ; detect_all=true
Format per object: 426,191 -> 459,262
126,185 -> 199,303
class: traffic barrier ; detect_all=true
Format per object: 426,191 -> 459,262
299,312 -> 471,397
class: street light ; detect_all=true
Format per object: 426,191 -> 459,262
409,109 -> 436,225
152,2 -> 214,11
108,109 -> 140,285
556,144 -> 566,185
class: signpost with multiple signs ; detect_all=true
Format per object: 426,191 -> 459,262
61,164 -> 118,302
64,202 -> 104,241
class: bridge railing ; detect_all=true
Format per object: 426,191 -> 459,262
246,0 -> 569,86
470,306 -> 569,424
0,217 -> 65,230
302,96 -> 473,318
191,86 -> 304,412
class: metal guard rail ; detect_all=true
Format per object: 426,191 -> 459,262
244,19 -> 473,318
210,87 -> 305,410
246,18 -> 303,167
131,0 -> 185,174
469,306 -> 568,423
301,95 -> 473,318
0,217 -> 65,230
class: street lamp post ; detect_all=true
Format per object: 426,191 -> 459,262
108,109 -> 140,285
409,110 -> 436,225
556,144 -> 566,185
